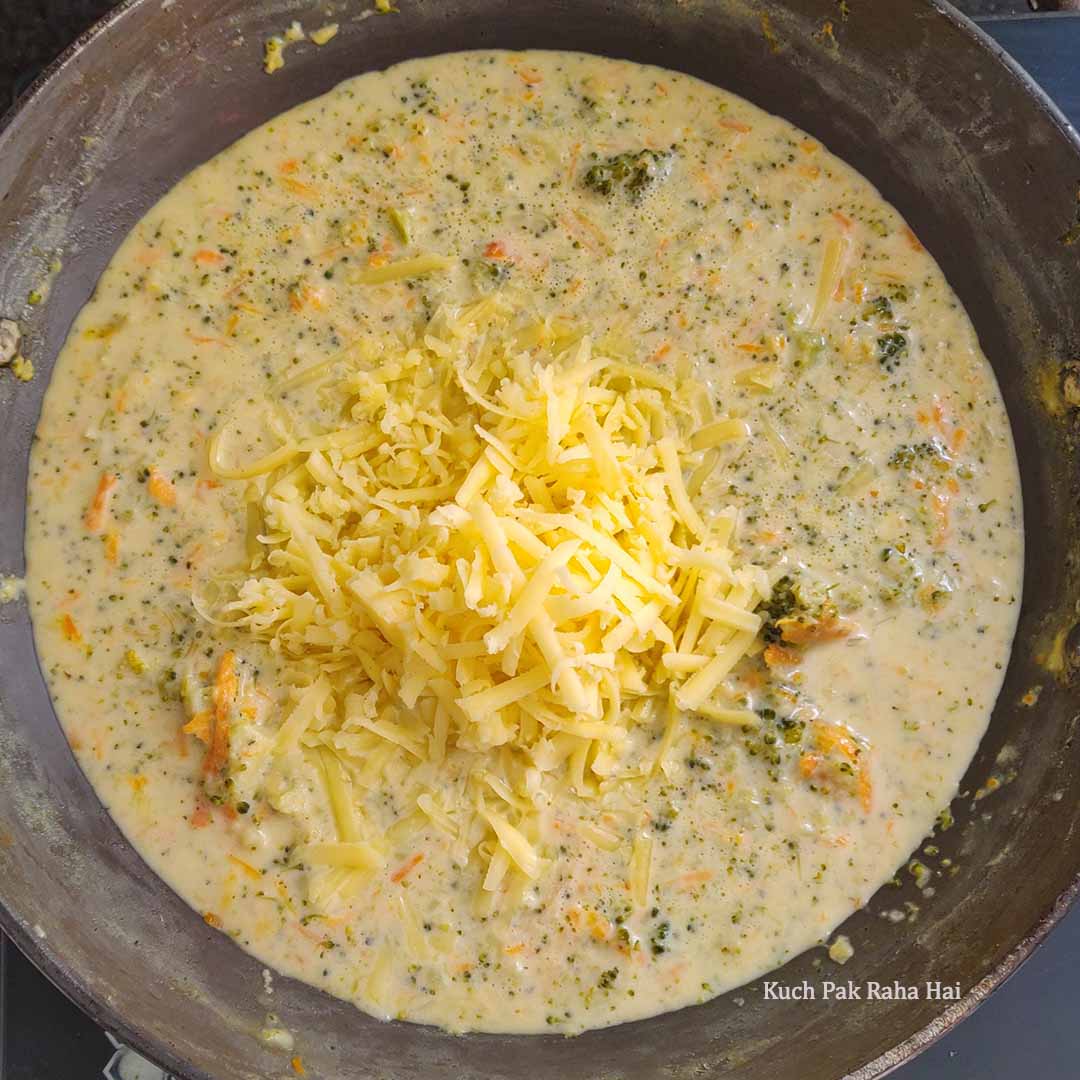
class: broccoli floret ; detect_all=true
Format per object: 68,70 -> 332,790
877,332 -> 908,372
473,259 -> 511,291
582,148 -> 675,200
650,920 -> 671,956
887,440 -> 945,470
862,295 -> 892,320
761,575 -> 808,643
778,717 -> 806,745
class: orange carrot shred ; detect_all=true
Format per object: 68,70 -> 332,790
60,613 -> 82,643
903,226 -> 924,251
103,532 -> 119,564
203,651 -> 237,777
84,472 -> 118,532
291,1057 -> 306,1076
147,468 -> 177,508
390,853 -> 424,883
182,710 -> 212,745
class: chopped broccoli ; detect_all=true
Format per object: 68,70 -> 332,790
862,295 -> 892,320
583,148 -> 675,201
877,332 -> 908,372
650,920 -> 671,956
778,717 -> 806,745
473,259 -> 511,290
791,329 -> 827,368
887,440 -> 945,470
761,575 -> 807,643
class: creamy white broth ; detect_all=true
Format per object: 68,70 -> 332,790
26,50 -> 1021,1034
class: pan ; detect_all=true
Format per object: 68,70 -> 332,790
1,2 -> 1079,1078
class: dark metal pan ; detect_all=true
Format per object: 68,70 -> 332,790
1,2 -> 1079,1077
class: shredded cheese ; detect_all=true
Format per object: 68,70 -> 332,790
204,294 -> 769,908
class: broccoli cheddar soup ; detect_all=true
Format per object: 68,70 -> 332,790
26,50 -> 1022,1034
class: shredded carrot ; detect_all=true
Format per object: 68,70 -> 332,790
183,710 -> 212,744
675,869 -> 714,889
799,752 -> 822,778
566,141 -> 582,183
517,65 -> 543,85
279,159 -> 300,174
190,798 -> 213,828
649,342 -> 672,364
718,119 -> 752,133
193,249 -> 225,266
503,942 -> 526,955
931,487 -> 952,549
832,210 -> 854,230
126,774 -> 148,793
203,912 -> 224,928
586,910 -> 614,941
185,330 -> 229,347
390,852 -> 424,883
103,531 -> 119,564
777,613 -> 855,646
798,164 -> 821,180
147,467 -> 177,508
203,651 -> 237,776
228,854 -> 262,880
857,770 -> 873,813
483,241 -> 509,260
902,226 -> 924,251
763,643 -> 800,668
84,472 -> 118,532
60,613 -> 81,643
291,1057 -> 306,1076
812,720 -> 860,762
560,211 -> 609,255
282,177 -> 319,200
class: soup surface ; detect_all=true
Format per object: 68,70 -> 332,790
26,50 -> 1022,1034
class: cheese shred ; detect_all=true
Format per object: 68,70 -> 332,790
202,294 -> 769,908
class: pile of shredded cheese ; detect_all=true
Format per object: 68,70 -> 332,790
200,294 -> 771,910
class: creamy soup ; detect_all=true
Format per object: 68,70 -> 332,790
26,50 -> 1022,1035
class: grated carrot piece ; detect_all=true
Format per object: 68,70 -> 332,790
203,651 -> 237,776
390,852 -> 424,883
147,468 -> 177,507
84,473 -> 118,532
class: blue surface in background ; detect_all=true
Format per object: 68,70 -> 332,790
897,14 -> 1080,1080
979,14 -> 1080,130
